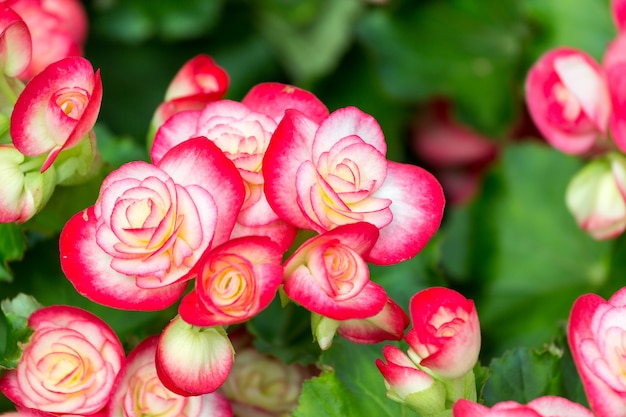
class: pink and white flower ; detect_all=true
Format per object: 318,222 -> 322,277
109,336 -> 233,417
149,54 -> 229,137
0,305 -> 125,416
0,5 -> 31,77
6,0 -> 87,80
603,32 -> 626,152
60,137 -> 245,311
405,287 -> 480,380
376,345 -> 447,416
11,56 -> 102,172
156,317 -> 234,396
568,286 -> 626,417
178,236 -> 284,327
151,83 -> 328,250
263,106 -> 445,265
525,47 -> 611,155
452,397 -> 594,417
283,222 -> 387,321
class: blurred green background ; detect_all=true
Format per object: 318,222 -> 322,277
1,0 -> 625,412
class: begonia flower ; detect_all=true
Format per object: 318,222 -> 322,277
156,316 -> 234,396
6,0 -> 87,80
0,145 -> 55,224
0,6 -> 30,78
568,286 -> 626,417
263,106 -> 445,265
0,305 -> 125,416
178,235 -> 283,326
60,137 -> 245,311
405,287 -> 480,380
148,54 -> 229,141
220,347 -> 314,417
525,47 -> 611,155
108,336 -> 233,417
565,154 -> 626,240
452,396 -> 594,417
11,56 -> 102,172
151,83 -> 328,251
376,345 -> 447,416
283,222 -> 387,321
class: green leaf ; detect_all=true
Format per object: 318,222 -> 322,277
481,345 -> 562,405
459,143 -> 611,357
356,0 -> 526,136
294,371 -> 360,417
256,0 -> 363,84
0,294 -> 42,369
0,223 -> 26,282
523,0 -> 615,63
295,338 -> 419,417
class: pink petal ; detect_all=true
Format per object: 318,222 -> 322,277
164,54 -> 229,102
312,107 -> 386,160
613,0 -> 626,32
263,109 -> 320,230
157,137 -> 245,247
368,161 -> 445,265
60,207 -> 188,311
337,297 -> 409,344
242,82 -> 328,123
0,6 -> 31,77
151,109 -> 203,164
528,396 -> 595,417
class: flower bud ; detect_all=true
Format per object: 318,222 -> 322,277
405,287 -> 480,380
0,145 -> 55,223
376,345 -> 447,416
566,154 -> 626,240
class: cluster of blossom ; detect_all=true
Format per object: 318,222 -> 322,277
53,49 -> 446,397
0,42 -> 441,415
376,286 -> 626,417
0,0 -> 101,224
525,0 -> 626,240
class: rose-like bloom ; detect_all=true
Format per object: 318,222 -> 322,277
148,54 -> 229,141
11,56 -> 102,172
565,153 -> 626,240
264,106 -> 445,265
109,336 -> 233,417
525,47 -> 611,155
0,6 -> 30,77
151,83 -> 328,251
0,145 -> 56,223
156,317 -> 234,396
0,305 -> 125,416
376,345 -> 447,416
60,137 -> 245,311
6,0 -> 87,80
405,287 -> 480,380
178,236 -> 284,326
283,222 -> 387,321
453,397 -> 594,417
220,347 -> 314,417
568,286 -> 626,417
